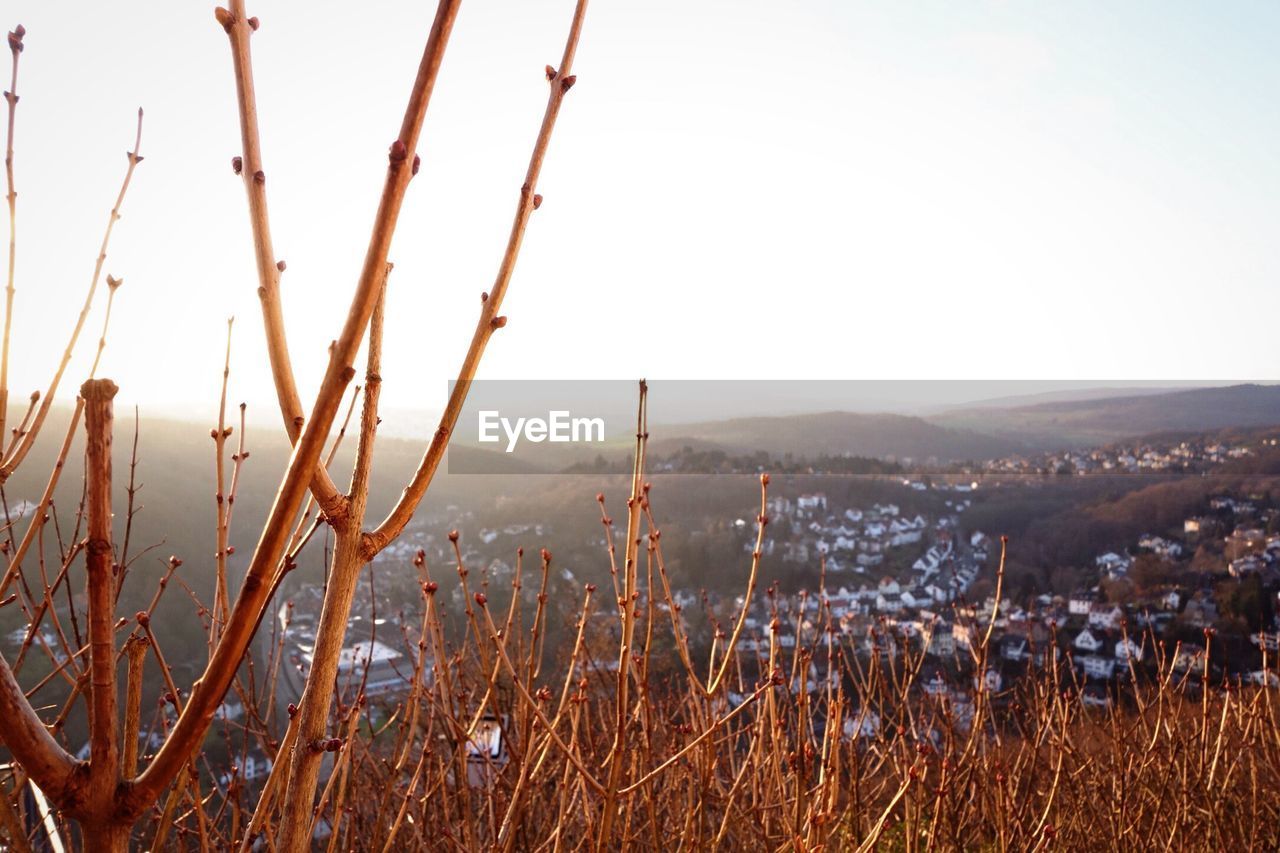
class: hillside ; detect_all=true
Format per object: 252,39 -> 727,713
645,411 -> 1023,463
933,383 -> 1280,449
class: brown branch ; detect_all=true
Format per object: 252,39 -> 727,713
81,379 -> 119,819
363,0 -> 591,559
2,389 -> 37,459
121,635 -> 147,779
120,0 -> 462,822
276,276 -> 387,851
348,269 -> 387,501
0,652 -> 81,814
213,317 -> 235,635
217,1 -> 348,520
1,24 -> 26,454
596,378 -> 647,846
0,397 -> 82,601
87,273 -> 122,381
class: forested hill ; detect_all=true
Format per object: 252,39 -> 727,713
932,384 -> 1280,449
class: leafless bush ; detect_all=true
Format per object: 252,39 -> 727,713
0,1 -> 588,849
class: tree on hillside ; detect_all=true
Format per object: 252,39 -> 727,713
0,2 -> 591,849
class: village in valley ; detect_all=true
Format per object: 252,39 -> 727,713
723,480 -> 1280,720
238,428 -> 1280,747
73,426 -> 1275,783
975,436 -> 1272,477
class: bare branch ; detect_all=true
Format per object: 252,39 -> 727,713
1,23 -> 27,453
81,379 -> 119,816
0,109 -> 143,483
213,317 -> 235,635
121,636 -> 147,779
349,268 -> 388,501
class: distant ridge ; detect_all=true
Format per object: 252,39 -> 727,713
932,383 -> 1280,450
938,385 -> 1199,411
646,411 -> 1023,462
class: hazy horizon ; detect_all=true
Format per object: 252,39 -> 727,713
22,378 -> 1269,441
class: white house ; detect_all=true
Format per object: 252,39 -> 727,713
843,708 -> 881,740
834,535 -> 858,552
1245,670 -> 1280,688
1114,637 -> 1144,663
876,593 -> 903,614
925,622 -> 956,657
1249,632 -> 1280,652
1001,635 -> 1029,662
1088,604 -> 1124,631
1230,555 -> 1265,578
921,672 -> 949,696
973,668 -> 1003,693
217,752 -> 273,791
1138,535 -> 1182,560
1074,628 -> 1105,654
891,528 -> 924,547
1095,552 -> 1132,578
1171,643 -> 1204,672
1068,591 -> 1096,617
797,494 -> 827,512
1080,655 -> 1115,680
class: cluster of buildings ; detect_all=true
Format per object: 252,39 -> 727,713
981,438 -> 1258,477
731,573 -> 1275,714
1082,501 -> 1280,646
1185,497 -> 1280,580
275,510 -> 558,710
756,493 -> 971,573
265,467 -> 1280,728
275,583 -> 417,708
1089,494 -> 1280,621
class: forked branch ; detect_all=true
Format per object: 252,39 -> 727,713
217,0 -> 347,521
121,0 -> 463,820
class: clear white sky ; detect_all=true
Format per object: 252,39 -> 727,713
3,1 -> 1277,429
